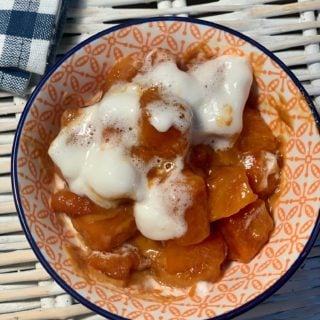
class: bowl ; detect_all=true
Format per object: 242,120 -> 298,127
12,17 -> 320,320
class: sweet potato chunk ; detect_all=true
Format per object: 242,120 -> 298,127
173,171 -> 210,246
51,190 -> 116,217
102,55 -> 143,93
71,204 -> 137,251
88,249 -> 140,280
188,145 -> 240,177
210,146 -> 240,167
238,108 -> 278,153
207,166 -> 257,221
155,232 -> 227,287
133,87 -> 190,161
188,144 -> 213,177
103,49 -> 175,94
219,199 -> 274,263
130,234 -> 163,265
241,151 -> 280,197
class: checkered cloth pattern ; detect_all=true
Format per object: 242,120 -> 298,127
0,0 -> 67,95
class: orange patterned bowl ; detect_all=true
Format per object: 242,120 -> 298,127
12,17 -> 320,320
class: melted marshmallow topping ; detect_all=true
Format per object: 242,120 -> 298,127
134,158 -> 190,240
49,83 -> 143,207
49,54 -> 253,240
135,55 -> 253,150
146,97 -> 192,133
135,60 -> 203,107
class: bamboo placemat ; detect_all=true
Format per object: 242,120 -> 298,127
0,0 -> 319,319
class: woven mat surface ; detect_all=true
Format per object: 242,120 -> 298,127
0,0 -> 319,319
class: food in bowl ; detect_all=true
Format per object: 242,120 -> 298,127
48,48 -> 281,290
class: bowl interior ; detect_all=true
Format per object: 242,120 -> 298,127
13,18 -> 320,320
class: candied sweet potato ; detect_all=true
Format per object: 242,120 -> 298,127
188,144 -> 213,177
71,204 -> 137,251
173,171 -> 210,246
238,108 -> 278,153
219,199 -> 274,263
207,166 -> 257,221
130,234 -> 163,264
133,87 -> 190,161
51,50 -> 282,290
102,55 -> 143,93
188,144 -> 240,176
241,151 -> 280,197
155,231 -> 227,287
210,146 -> 240,167
51,190 -> 117,217
88,249 -> 140,280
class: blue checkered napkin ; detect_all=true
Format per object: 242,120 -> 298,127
0,0 -> 67,96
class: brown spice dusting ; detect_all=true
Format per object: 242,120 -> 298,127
216,104 -> 233,127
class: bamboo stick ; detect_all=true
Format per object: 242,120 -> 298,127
0,144 -> 12,156
63,18 -> 320,37
0,242 -> 30,251
0,229 -> 27,250
0,265 -> 35,274
81,315 -> 101,320
38,280 -> 55,309
55,294 -> 73,308
65,0 -> 320,22
0,202 -> 15,215
0,304 -> 91,320
251,0 -> 320,18
71,0 -> 278,7
66,5 -> 247,20
257,35 -> 320,51
0,178 -> 12,193
207,16 -> 299,30
0,158 -> 11,175
251,20 -> 320,35
0,250 -> 37,267
0,283 -> 65,303
0,284 -> 35,290
157,0 -> 172,9
0,134 -> 14,145
283,53 -> 320,67
0,119 -> 18,132
0,216 -> 19,223
0,235 -> 26,245
302,84 -> 320,95
0,222 -> 22,234
300,0 -> 320,111
70,0 -> 154,7
0,104 -> 24,116
0,302 -> 41,315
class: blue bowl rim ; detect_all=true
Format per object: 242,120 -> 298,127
11,16 -> 320,320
